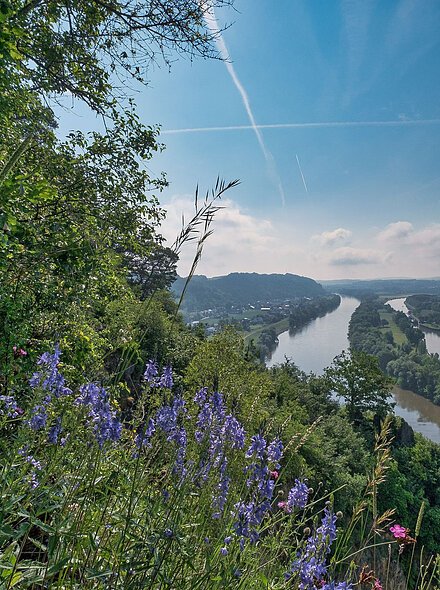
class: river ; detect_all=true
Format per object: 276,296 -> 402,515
267,295 -> 440,444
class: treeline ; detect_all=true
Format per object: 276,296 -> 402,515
322,278 -> 440,297
349,298 -> 440,404
289,294 -> 341,331
406,294 -> 440,330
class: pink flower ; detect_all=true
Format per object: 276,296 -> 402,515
390,524 -> 407,539
270,470 -> 279,479
374,579 -> 383,590
277,501 -> 287,510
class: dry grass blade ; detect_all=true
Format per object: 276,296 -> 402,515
283,416 -> 323,453
172,177 -> 240,316
368,415 -> 394,492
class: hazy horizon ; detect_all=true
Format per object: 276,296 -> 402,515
176,271 -> 440,282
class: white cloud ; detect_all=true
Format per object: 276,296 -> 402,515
377,221 -> 414,242
161,195 -> 277,276
376,221 -> 440,257
329,247 -> 387,266
160,203 -> 440,280
408,224 -> 440,254
313,228 -> 352,246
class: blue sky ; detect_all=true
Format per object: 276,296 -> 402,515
57,0 -> 440,280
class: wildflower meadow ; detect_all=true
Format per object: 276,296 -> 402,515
0,346 -> 438,589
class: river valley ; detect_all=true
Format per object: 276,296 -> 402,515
267,295 -> 440,443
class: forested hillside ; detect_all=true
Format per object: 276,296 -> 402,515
172,272 -> 325,311
322,279 -> 440,297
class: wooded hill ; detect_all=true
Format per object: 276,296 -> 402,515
172,273 -> 325,311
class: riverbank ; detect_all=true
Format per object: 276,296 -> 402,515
404,294 -> 440,332
246,294 -> 341,359
350,298 -> 440,407
244,317 -> 289,346
387,298 -> 440,355
266,295 -> 440,444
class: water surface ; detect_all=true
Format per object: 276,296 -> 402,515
267,296 -> 359,373
267,296 -> 440,443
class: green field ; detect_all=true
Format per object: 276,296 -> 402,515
378,310 -> 408,345
244,318 -> 290,345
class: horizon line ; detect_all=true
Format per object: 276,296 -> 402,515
162,118 -> 440,134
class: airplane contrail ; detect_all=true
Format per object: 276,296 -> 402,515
162,118 -> 440,134
295,154 -> 308,193
201,2 -> 286,206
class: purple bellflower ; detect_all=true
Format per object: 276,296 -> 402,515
75,383 -> 122,447
287,479 -> 309,511
285,507 -> 338,589
0,395 -> 22,418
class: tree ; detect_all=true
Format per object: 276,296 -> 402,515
2,0 -> 234,112
324,350 -> 394,422
0,0 -> 238,392
124,243 -> 179,300
1,104 -> 165,358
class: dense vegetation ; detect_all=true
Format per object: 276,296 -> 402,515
1,0 -> 439,587
349,298 -> 440,404
172,273 -> 326,312
406,295 -> 440,331
2,332 -> 440,587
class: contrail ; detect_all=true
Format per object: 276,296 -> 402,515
162,118 -> 440,134
295,154 -> 308,193
201,2 -> 285,206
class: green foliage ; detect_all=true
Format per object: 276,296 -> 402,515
324,350 -> 393,421
289,294 -> 341,330
405,294 -> 440,330
0,75 -> 171,383
1,0 -> 440,584
1,0 -> 233,112
184,328 -> 274,430
350,299 -> 440,404
0,353 -> 354,589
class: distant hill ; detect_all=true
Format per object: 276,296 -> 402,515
172,273 -> 326,311
321,278 -> 440,297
